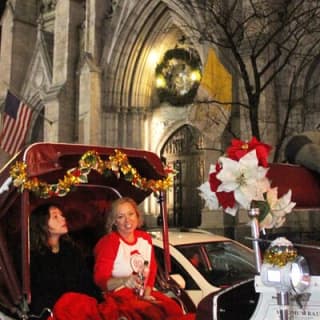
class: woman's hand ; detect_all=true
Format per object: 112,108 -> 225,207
107,275 -> 141,291
142,286 -> 155,301
124,273 -> 143,290
143,295 -> 156,301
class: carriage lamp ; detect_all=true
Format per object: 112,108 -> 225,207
260,237 -> 310,320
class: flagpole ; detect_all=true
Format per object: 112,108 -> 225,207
1,84 -> 53,125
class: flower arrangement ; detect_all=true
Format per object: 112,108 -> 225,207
198,137 -> 296,229
9,150 -> 175,199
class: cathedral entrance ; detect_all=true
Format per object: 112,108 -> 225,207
161,125 -> 203,228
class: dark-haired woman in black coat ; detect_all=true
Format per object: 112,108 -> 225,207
29,203 -> 101,317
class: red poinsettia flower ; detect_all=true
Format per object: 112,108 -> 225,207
208,163 -> 222,192
226,137 -> 272,167
71,168 -> 82,177
208,163 -> 236,209
48,189 -> 58,197
164,166 -> 176,176
216,191 -> 236,210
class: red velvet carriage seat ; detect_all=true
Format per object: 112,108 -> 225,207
267,163 -> 320,209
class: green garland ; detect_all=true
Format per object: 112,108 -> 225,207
155,48 -> 202,106
9,150 -> 175,199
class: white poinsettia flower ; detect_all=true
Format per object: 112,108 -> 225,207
266,188 -> 296,228
216,150 -> 269,209
208,163 -> 217,174
198,181 -> 219,210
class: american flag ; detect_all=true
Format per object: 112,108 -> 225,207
0,91 -> 33,156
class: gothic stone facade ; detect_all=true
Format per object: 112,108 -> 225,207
0,0 -> 319,240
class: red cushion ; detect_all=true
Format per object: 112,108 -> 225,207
267,163 -> 320,208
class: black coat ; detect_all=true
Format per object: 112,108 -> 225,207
30,240 -> 101,315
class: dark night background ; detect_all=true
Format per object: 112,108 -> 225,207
0,1 -> 7,17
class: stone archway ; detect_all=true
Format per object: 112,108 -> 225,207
161,124 -> 203,228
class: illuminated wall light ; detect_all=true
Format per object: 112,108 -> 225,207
190,69 -> 201,82
148,50 -> 160,66
156,75 -> 166,88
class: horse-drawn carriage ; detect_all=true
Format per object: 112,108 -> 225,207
0,142 -> 196,319
0,142 -> 319,320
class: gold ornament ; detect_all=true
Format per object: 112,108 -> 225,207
263,245 -> 297,267
9,150 -> 176,199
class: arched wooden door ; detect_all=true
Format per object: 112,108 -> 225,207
161,125 -> 203,227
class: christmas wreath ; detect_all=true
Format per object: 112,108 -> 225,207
155,48 -> 202,106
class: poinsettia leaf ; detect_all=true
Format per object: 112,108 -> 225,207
80,167 -> 91,175
209,170 -> 221,192
124,172 -> 134,181
251,200 -> 270,221
217,191 -> 235,209
102,169 -> 113,177
78,175 -> 88,183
